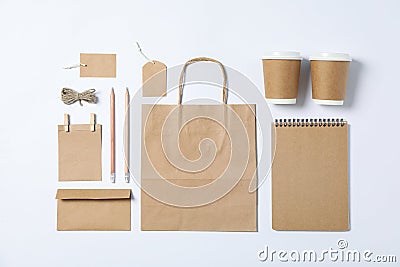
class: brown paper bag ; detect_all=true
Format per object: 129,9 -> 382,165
56,189 -> 131,231
141,58 -> 257,231
58,114 -> 102,181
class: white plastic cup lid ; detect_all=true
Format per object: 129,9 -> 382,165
309,52 -> 352,62
262,51 -> 302,60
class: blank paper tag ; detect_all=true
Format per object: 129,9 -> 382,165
80,53 -> 116,78
142,60 -> 167,97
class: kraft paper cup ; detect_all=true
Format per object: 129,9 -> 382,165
262,51 -> 302,104
310,52 -> 352,105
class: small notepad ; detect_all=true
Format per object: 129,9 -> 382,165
272,119 -> 349,231
58,115 -> 102,181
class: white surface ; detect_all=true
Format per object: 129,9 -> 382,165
1,0 -> 400,266
266,98 -> 297,104
262,51 -> 302,60
309,52 -> 352,61
313,99 -> 345,105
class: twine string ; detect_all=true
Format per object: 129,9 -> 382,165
136,42 -> 155,64
61,88 -> 97,106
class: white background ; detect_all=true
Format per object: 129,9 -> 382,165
0,0 -> 399,266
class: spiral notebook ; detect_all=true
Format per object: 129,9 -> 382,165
272,119 -> 349,231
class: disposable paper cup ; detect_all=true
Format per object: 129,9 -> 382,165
262,52 -> 302,104
310,52 -> 352,105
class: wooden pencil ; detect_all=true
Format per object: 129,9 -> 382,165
124,88 -> 130,182
110,88 -> 115,183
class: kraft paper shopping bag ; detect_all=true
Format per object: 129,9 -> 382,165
141,57 -> 257,231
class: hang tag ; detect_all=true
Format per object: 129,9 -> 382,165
142,60 -> 167,97
80,53 -> 116,78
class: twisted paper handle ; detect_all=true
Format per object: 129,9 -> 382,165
61,88 -> 97,106
178,57 -> 228,104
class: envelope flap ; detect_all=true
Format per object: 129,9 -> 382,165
56,189 -> 131,200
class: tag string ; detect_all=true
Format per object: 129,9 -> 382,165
63,63 -> 87,70
136,42 -> 155,64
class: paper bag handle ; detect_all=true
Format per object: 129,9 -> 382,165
178,57 -> 228,104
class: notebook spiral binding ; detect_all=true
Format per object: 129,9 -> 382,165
274,118 -> 347,127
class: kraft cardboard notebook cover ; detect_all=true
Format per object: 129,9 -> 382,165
58,122 -> 102,181
272,119 -> 349,231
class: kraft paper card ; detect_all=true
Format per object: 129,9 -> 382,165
80,53 -> 116,78
58,124 -> 102,181
56,189 -> 131,231
142,60 -> 167,97
272,119 -> 349,231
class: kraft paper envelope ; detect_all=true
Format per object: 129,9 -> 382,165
272,120 -> 349,231
58,124 -> 102,181
56,189 -> 131,231
80,53 -> 116,78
